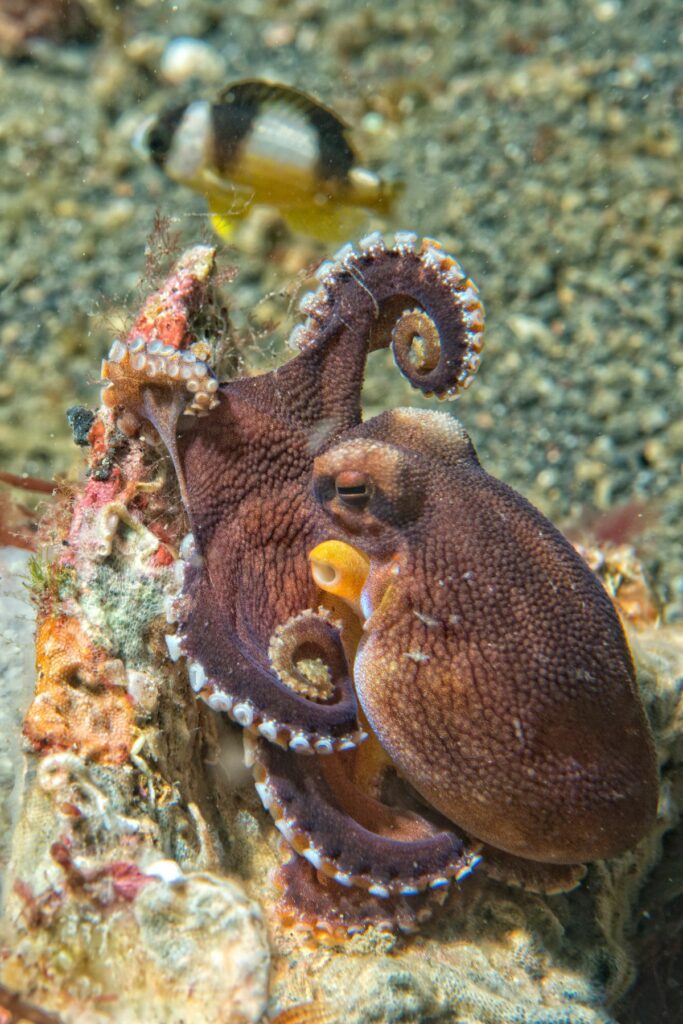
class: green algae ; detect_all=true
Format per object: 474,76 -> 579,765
86,559 -> 167,667
25,556 -> 76,606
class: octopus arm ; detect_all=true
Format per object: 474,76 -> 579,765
176,563 -> 364,750
275,853 -> 451,938
248,735 -> 480,896
281,234 -> 485,428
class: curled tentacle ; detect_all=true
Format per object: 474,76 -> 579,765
100,246 -> 221,511
248,734 -> 481,898
288,232 -> 485,400
102,336 -> 219,420
168,557 -> 365,752
101,245 -> 220,421
391,308 -> 463,393
268,608 -> 344,704
481,846 -> 586,895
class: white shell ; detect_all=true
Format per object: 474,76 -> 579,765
179,533 -> 195,560
144,859 -> 186,885
164,633 -> 183,662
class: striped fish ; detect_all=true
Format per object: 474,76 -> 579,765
143,79 -> 399,242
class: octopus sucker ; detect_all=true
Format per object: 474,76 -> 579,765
108,236 -> 657,938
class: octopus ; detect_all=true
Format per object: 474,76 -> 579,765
101,231 -> 658,936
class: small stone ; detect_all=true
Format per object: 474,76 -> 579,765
126,33 -> 165,66
66,406 -> 95,447
96,198 -> 134,231
593,0 -> 621,21
262,22 -> 295,48
160,37 -> 225,85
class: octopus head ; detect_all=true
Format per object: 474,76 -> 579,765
309,408 -> 658,867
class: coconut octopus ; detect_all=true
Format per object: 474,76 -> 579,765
101,233 -> 658,937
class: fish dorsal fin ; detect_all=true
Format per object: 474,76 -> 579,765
217,80 -> 351,130
216,80 -> 356,181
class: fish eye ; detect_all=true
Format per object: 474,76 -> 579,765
148,128 -> 165,153
334,470 -> 372,509
147,125 -> 173,161
144,106 -> 186,167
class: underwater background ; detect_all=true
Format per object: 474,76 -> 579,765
0,1 -> 681,1022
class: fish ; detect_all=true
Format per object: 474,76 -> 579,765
142,79 -> 399,242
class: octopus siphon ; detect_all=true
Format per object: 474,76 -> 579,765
101,232 -> 658,937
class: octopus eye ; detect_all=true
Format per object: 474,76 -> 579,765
334,470 -> 371,509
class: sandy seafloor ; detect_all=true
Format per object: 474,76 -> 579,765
0,1 -> 681,1021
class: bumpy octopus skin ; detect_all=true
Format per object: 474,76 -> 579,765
170,232 -> 483,756
312,409 -> 658,866
102,232 -> 657,933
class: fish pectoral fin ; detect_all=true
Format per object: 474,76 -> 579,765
206,193 -> 251,240
279,203 -> 368,244
208,210 -> 238,240
202,169 -> 254,208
